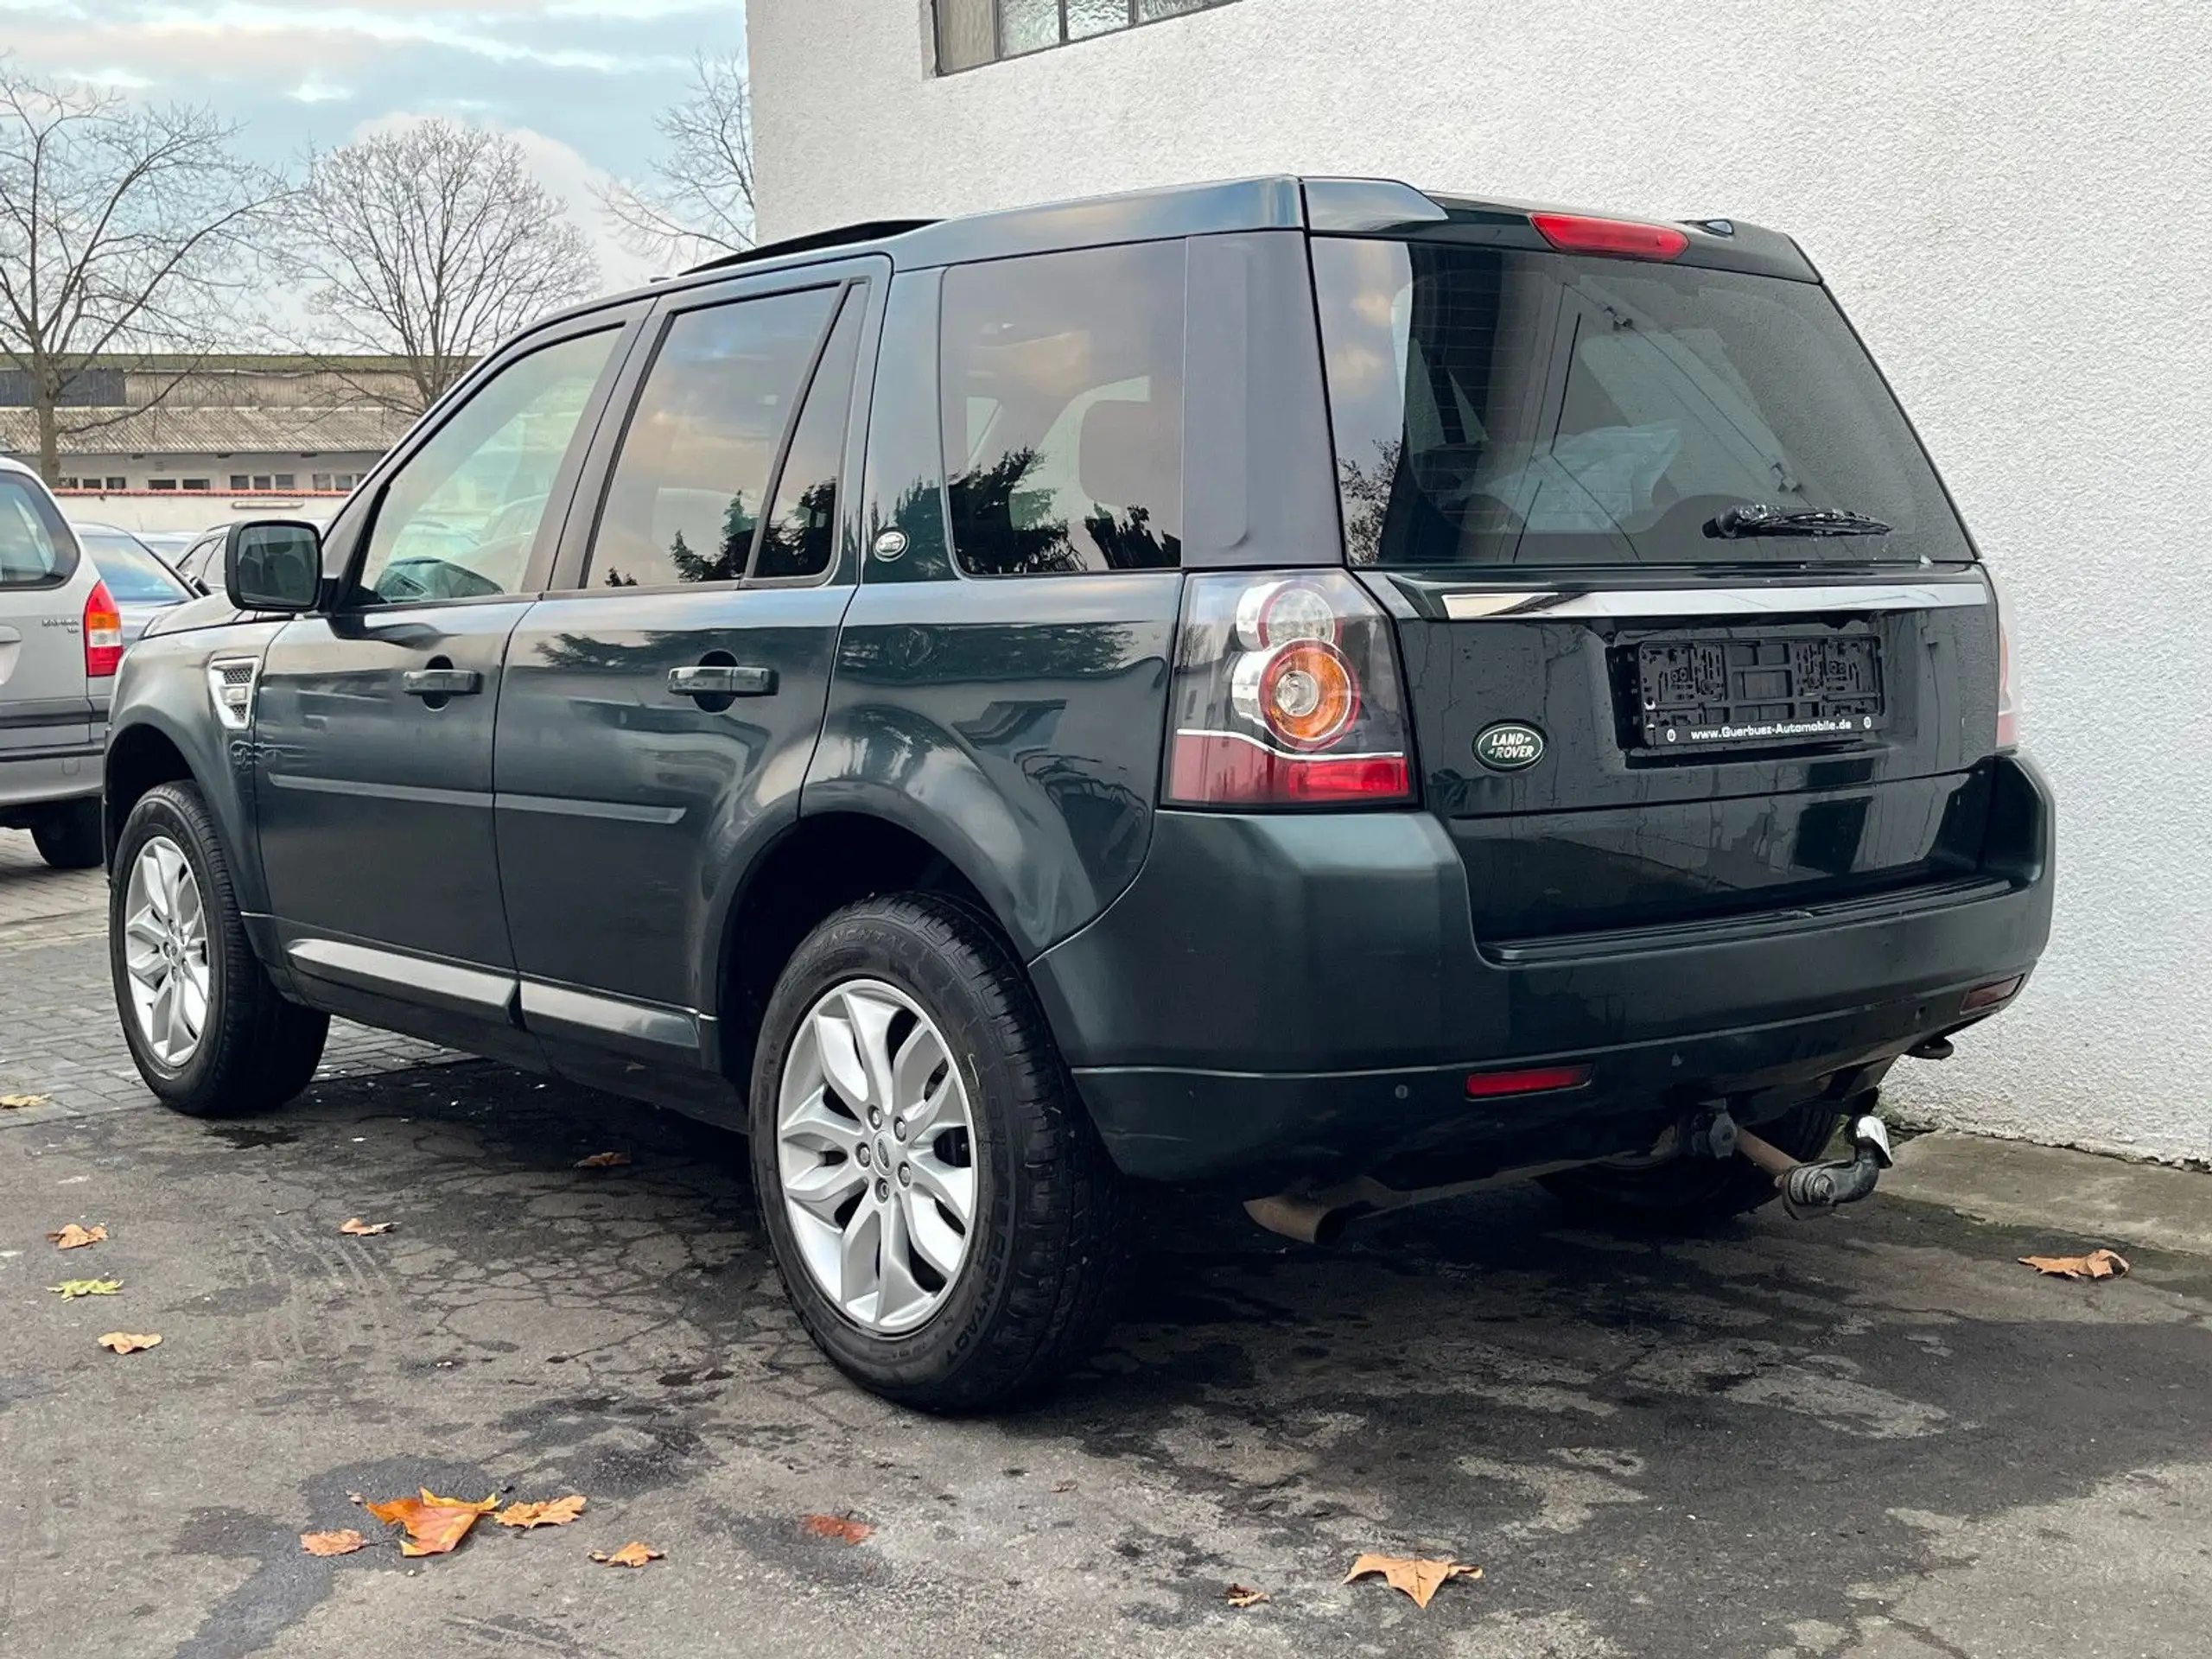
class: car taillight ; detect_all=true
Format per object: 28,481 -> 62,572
1164,571 -> 1415,808
83,579 -> 124,678
1530,212 -> 1689,261
1991,573 -> 2019,751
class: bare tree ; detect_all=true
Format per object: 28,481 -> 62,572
0,70 -> 281,484
281,119 -> 600,416
598,51 -> 755,268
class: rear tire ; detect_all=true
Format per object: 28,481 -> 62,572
110,782 -> 328,1117
1540,1099 -> 1848,1230
750,894 -> 1129,1411
32,799 -> 103,869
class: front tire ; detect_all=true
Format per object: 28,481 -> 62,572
110,782 -> 328,1116
1540,1099 -> 1849,1230
32,798 -> 103,868
751,894 -> 1128,1411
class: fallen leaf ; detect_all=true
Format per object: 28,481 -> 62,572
0,1093 -> 48,1109
340,1217 -> 394,1236
301,1529 -> 367,1557
363,1490 -> 500,1557
591,1541 -> 664,1567
1344,1554 -> 1483,1610
48,1224 -> 106,1249
1052,1479 -> 1077,1494
49,1278 -> 121,1300
800,1513 -> 874,1545
2020,1249 -> 2131,1281
1225,1584 -> 1269,1608
574,1151 -> 632,1169
495,1495 -> 587,1529
97,1332 -> 161,1353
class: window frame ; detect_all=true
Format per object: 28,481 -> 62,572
935,0 -> 1236,74
325,300 -> 649,616
548,257 -> 887,598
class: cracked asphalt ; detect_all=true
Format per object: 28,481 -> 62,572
4,830 -> 2210,1658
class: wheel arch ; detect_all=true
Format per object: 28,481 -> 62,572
103,712 -> 267,914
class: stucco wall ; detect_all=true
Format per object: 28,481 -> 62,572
749,0 -> 2212,1165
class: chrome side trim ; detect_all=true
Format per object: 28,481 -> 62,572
284,937 -> 517,1017
519,980 -> 701,1058
1440,582 -> 1988,621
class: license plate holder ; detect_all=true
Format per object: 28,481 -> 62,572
1631,627 -> 1885,752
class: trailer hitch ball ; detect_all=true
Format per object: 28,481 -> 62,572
1740,1113 -> 1895,1217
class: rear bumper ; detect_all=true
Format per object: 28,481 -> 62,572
1029,754 -> 2055,1185
0,738 -> 105,814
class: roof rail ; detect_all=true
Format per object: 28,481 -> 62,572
682,219 -> 938,276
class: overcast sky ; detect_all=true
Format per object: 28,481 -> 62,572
0,1 -> 747,296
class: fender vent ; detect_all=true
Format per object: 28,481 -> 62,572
206,657 -> 258,730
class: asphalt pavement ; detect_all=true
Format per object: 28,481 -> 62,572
4,829 -> 2209,1659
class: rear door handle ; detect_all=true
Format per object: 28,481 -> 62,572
401,667 -> 483,697
668,664 -> 777,699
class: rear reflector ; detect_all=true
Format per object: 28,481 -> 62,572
1464,1063 -> 1592,1099
1167,732 -> 1411,805
1530,212 -> 1690,261
1961,976 -> 2023,1013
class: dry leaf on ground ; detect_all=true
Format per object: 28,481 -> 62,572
574,1151 -> 632,1169
339,1217 -> 394,1236
591,1541 -> 664,1567
301,1529 -> 367,1557
1344,1554 -> 1483,1610
49,1278 -> 121,1300
800,1513 -> 874,1545
1,1093 -> 48,1109
496,1496 -> 587,1529
363,1490 -> 500,1557
2020,1249 -> 2130,1280
1225,1585 -> 1269,1609
48,1223 -> 106,1249
1052,1479 -> 1077,1493
96,1332 -> 161,1353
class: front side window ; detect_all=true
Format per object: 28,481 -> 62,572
355,328 -> 619,605
940,240 -> 1185,576
1313,238 -> 1972,568
936,0 -> 1234,73
587,288 -> 839,589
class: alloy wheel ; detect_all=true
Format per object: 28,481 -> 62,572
122,836 -> 210,1068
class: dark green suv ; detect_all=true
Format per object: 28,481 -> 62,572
102,179 -> 2053,1408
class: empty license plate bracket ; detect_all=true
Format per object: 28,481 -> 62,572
1628,626 -> 1885,753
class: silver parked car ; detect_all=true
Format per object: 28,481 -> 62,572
0,459 -> 120,868
69,523 -> 196,643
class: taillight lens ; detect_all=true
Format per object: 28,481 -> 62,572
83,579 -> 124,678
1530,212 -> 1690,261
1165,571 -> 1415,807
1990,571 -> 2018,750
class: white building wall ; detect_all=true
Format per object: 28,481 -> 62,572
749,0 -> 2212,1165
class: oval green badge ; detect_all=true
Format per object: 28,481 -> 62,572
1475,721 -> 1545,772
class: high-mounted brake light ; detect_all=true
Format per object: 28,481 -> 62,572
83,578 -> 123,678
1530,212 -> 1689,262
1164,570 -> 1415,808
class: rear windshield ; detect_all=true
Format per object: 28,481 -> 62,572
0,476 -> 77,588
77,530 -> 189,602
1313,239 -> 1972,568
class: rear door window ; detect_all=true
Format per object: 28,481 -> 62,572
0,477 -> 76,588
1313,239 -> 1972,567
940,240 -> 1185,575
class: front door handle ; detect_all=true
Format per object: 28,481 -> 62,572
402,667 -> 482,697
668,664 -> 777,699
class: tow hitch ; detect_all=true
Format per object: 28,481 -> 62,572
1734,1109 -> 1895,1216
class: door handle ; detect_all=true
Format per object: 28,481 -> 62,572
668,664 -> 777,699
402,667 -> 482,697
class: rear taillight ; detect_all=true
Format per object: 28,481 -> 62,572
83,579 -> 123,678
1164,572 -> 1415,808
1990,571 -> 2018,750
1530,212 -> 1689,261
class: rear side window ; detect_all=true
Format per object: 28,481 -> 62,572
940,241 -> 1185,575
0,476 -> 76,588
1313,238 -> 1972,568
754,289 -> 865,581
588,286 -> 839,589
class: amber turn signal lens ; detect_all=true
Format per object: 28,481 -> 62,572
1259,640 -> 1357,751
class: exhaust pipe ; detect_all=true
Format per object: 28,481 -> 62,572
1244,1161 -> 1587,1245
1738,1113 -> 1894,1216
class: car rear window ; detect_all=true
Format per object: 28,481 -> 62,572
1312,239 -> 1973,568
77,530 -> 189,602
0,476 -> 77,588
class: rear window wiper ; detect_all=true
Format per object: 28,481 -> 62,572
1707,504 -> 1893,539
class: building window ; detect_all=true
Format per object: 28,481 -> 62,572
252,474 -> 272,490
149,479 -> 177,491
230,474 -> 251,490
183,478 -> 210,491
105,475 -> 125,490
274,473 -> 296,489
936,0 -> 1232,72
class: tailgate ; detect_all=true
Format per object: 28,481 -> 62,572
0,476 -> 90,753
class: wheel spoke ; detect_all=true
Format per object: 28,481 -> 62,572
901,1185 -> 966,1281
781,1085 -> 863,1155
174,874 -> 205,947
810,1008 -> 872,1111
874,1196 -> 929,1323
840,987 -> 900,1114
892,1021 -> 950,1125
907,1149 -> 976,1229
783,1154 -> 867,1229
124,905 -> 167,954
837,1201 -> 881,1310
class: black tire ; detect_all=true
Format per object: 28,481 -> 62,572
32,798 -> 103,868
110,781 -> 328,1116
750,894 -> 1129,1411
1540,1099 -> 1849,1231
